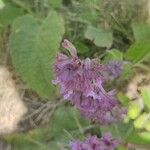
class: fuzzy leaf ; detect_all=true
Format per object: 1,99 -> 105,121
9,11 -> 65,98
103,49 -> 123,63
133,24 -> 150,41
85,26 -> 112,47
0,3 -> 24,30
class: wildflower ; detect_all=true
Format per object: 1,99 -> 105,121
68,90 -> 125,124
70,134 -> 119,150
53,40 -> 104,99
52,39 -> 125,124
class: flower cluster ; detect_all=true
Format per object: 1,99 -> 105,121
52,39 -> 125,124
105,60 -> 124,80
70,134 -> 119,150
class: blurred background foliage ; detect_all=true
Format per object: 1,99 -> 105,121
0,0 -> 150,149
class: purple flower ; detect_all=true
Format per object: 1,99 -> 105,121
70,134 -> 119,150
105,60 -> 124,79
52,39 -> 126,124
53,40 -> 104,99
68,91 -> 125,124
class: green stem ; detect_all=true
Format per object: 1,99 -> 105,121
73,112 -> 84,138
113,124 -> 121,139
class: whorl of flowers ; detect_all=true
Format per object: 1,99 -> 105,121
52,39 -> 125,124
70,133 -> 119,150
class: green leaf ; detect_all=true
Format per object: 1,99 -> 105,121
48,0 -> 62,8
117,92 -> 130,106
5,123 -> 58,150
107,49 -> 123,60
9,11 -> 65,98
144,120 -> 150,131
125,41 -> 150,63
127,132 -> 150,145
133,24 -> 150,41
101,122 -> 134,140
75,41 -> 89,55
141,88 -> 150,109
85,26 -> 113,47
134,113 -> 148,129
128,102 -> 141,119
7,134 -> 58,150
50,106 -> 89,137
117,146 -> 127,150
72,0 -> 100,24
0,0 -> 4,9
103,49 -> 123,63
0,3 -> 24,29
